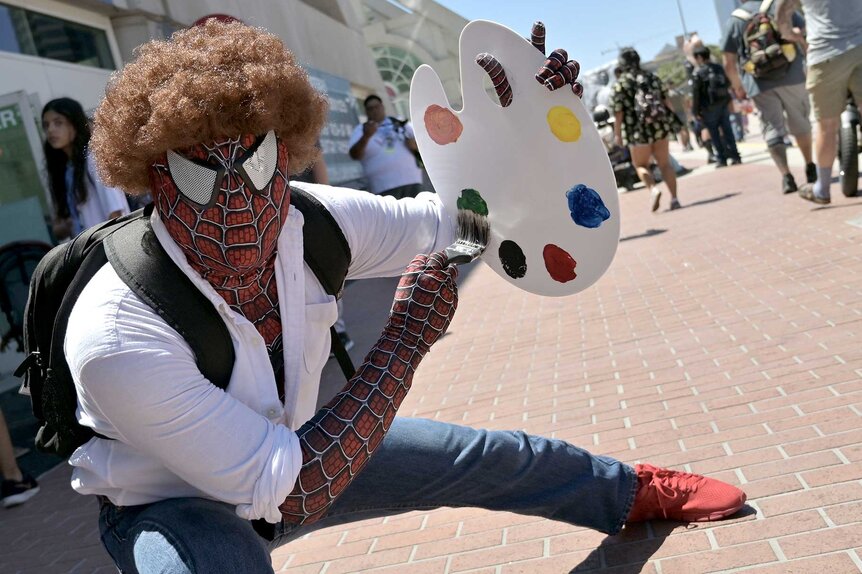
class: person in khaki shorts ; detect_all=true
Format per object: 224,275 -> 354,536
722,0 -> 816,195
776,0 -> 862,203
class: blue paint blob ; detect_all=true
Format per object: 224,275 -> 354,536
566,184 -> 610,229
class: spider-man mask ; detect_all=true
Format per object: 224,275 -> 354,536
150,131 -> 290,279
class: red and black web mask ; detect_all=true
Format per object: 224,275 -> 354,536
149,131 -> 290,278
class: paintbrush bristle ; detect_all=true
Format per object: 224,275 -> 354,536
455,209 -> 490,250
443,208 -> 490,265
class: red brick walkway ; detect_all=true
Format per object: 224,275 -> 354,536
2,149 -> 861,573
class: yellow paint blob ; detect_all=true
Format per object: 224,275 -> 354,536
547,106 -> 581,142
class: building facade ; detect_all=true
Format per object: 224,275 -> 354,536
352,0 -> 466,118
0,0 -> 466,240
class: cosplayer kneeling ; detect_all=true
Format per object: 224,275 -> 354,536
65,21 -> 746,572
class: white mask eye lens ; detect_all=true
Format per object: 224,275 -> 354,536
166,150 -> 219,207
240,130 -> 278,191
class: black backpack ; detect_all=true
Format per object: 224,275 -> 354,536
697,63 -> 731,108
14,186 -> 353,458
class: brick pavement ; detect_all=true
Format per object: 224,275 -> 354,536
1,143 -> 861,573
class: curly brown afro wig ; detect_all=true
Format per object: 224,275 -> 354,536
91,19 -> 328,194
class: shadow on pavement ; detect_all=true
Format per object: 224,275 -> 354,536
569,505 -> 756,573
681,192 -> 742,209
810,199 -> 862,211
620,228 -> 667,242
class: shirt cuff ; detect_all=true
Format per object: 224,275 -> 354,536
235,425 -> 302,524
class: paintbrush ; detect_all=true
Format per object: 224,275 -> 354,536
443,208 -> 490,265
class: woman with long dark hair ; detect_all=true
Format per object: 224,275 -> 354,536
42,98 -> 129,239
611,47 -> 684,212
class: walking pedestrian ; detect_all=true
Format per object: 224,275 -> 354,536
692,45 -> 743,167
721,0 -> 816,194
612,47 -> 683,212
775,0 -> 862,203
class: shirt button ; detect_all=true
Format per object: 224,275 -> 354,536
267,408 -> 279,418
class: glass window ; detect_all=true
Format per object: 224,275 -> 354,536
0,2 -> 115,70
372,45 -> 424,120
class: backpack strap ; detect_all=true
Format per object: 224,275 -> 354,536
289,185 -> 355,379
289,186 -> 351,299
104,214 -> 235,390
107,188 -> 354,387
759,0 -> 775,14
41,213 -> 140,395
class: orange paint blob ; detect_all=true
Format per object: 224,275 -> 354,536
424,105 -> 463,145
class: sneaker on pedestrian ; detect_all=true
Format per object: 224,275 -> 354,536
706,154 -> 716,164
669,198 -> 682,211
626,464 -> 746,523
797,183 -> 831,205
805,162 -> 818,184
730,157 -> 742,166
1,474 -> 40,508
650,188 -> 662,212
782,173 -> 798,194
715,161 -> 728,169
329,331 -> 355,358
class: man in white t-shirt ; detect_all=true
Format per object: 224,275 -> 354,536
348,95 -> 424,198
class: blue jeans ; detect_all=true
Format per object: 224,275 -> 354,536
702,106 -> 741,165
98,417 -> 637,573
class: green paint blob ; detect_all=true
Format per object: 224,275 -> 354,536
457,188 -> 488,216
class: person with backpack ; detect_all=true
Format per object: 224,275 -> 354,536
41,98 -> 130,241
691,46 -> 743,168
774,0 -> 862,203
612,47 -> 684,212
721,0 -> 816,194
19,20 -> 746,572
348,95 -> 424,199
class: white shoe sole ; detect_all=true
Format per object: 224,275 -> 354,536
2,486 -> 40,508
650,189 -> 662,212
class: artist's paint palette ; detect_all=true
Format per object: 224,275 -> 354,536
411,20 -> 620,297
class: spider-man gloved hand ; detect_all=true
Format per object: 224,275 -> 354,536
530,21 -> 584,98
475,21 -> 584,108
383,252 -> 459,351
280,253 -> 458,525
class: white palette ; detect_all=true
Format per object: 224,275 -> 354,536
410,20 -> 620,297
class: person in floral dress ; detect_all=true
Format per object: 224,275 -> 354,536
612,47 -> 684,212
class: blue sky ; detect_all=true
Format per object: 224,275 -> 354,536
433,1 -> 725,72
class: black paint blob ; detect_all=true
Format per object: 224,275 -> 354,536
499,240 -> 527,279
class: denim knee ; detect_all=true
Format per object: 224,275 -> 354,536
100,497 -> 273,574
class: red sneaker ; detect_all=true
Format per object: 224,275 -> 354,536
627,463 -> 746,523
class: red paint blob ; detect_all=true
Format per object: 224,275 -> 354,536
424,105 -> 463,145
543,244 -> 577,283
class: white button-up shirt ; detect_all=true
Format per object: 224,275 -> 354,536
65,183 -> 453,524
